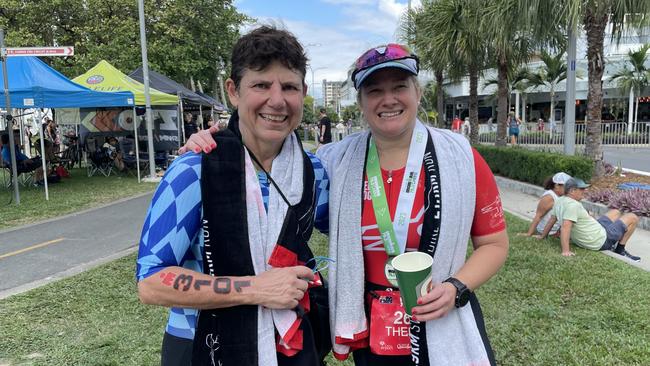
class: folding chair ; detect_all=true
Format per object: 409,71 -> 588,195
85,137 -> 113,177
2,159 -> 36,188
119,138 -> 146,177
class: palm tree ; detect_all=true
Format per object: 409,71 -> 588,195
528,50 -> 568,131
420,80 -> 450,126
610,43 -> 650,133
399,5 -> 449,128
417,0 -> 487,144
482,65 -> 534,118
512,69 -> 535,124
480,1 -> 563,146
525,0 -> 650,176
581,2 -> 650,176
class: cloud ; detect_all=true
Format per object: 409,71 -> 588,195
253,17 -> 362,82
327,0 -> 422,42
378,0 -> 408,17
321,0 -> 375,5
235,1 -> 422,101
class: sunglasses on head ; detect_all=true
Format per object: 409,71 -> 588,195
354,43 -> 419,73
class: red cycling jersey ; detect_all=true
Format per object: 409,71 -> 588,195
361,148 -> 506,287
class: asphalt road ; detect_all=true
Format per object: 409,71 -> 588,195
602,147 -> 650,172
520,145 -> 649,173
0,193 -> 152,299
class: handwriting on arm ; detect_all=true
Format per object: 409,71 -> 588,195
159,271 -> 251,294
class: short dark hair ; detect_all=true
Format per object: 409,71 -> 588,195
543,176 -> 555,190
1,134 -> 8,145
320,108 -> 326,113
230,25 -> 307,88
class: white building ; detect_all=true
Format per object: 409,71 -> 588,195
443,25 -> 650,125
322,79 -> 343,114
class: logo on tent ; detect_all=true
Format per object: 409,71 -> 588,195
87,75 -> 104,85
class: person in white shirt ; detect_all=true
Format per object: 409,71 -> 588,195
462,117 -> 471,138
520,172 -> 571,237
336,121 -> 346,141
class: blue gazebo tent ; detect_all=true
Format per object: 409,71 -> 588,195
0,56 -> 135,201
0,57 -> 134,108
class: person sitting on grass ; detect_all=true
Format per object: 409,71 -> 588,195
1,133 -> 45,185
538,178 -> 641,261
519,172 -> 571,237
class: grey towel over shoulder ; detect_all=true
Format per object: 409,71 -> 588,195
317,123 -> 492,365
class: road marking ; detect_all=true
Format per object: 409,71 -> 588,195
0,238 -> 65,260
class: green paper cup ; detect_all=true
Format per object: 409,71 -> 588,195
391,252 -> 433,315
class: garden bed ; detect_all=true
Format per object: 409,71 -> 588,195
586,171 -> 650,217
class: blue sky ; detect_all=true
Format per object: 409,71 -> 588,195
234,0 -> 420,98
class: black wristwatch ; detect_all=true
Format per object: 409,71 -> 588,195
444,277 -> 471,308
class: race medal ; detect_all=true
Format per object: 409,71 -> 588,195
384,257 -> 399,287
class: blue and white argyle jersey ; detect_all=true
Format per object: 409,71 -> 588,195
136,151 -> 329,340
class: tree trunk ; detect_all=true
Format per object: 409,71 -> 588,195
436,69 -> 445,128
496,57 -> 509,146
469,67 -> 479,145
583,7 -> 608,177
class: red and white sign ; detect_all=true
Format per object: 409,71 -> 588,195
3,46 -> 74,57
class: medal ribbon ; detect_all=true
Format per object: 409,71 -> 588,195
366,121 -> 428,256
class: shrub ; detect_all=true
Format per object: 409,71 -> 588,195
474,145 -> 594,186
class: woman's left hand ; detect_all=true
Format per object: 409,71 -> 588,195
410,281 -> 456,322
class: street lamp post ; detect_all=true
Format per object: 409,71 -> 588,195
307,65 -> 327,115
137,0 -> 157,181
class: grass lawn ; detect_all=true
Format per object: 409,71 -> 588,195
0,168 -> 156,230
1,214 -> 649,365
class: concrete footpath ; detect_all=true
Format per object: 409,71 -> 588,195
497,177 -> 650,271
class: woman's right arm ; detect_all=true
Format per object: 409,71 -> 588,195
138,265 -> 313,310
136,153 -> 314,310
523,196 -> 554,236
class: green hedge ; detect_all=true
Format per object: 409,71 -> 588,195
475,145 -> 594,186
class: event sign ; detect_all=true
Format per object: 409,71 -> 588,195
2,46 -> 74,57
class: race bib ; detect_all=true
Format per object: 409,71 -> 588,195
369,290 -> 411,356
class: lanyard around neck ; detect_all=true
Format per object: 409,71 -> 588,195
366,121 -> 428,256
245,145 -> 292,207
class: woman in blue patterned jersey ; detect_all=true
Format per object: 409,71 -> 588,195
136,26 -> 330,366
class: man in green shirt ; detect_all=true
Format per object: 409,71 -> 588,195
540,178 -> 641,261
